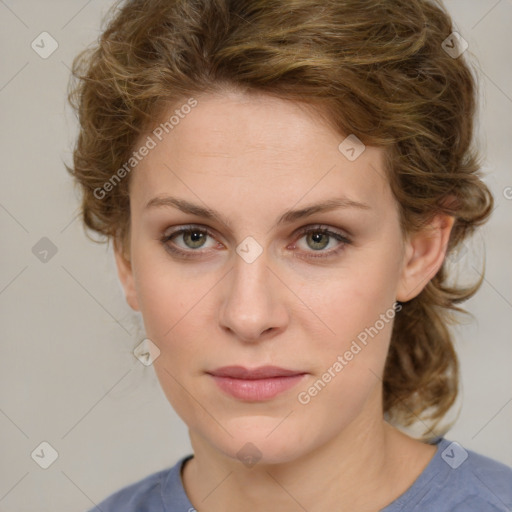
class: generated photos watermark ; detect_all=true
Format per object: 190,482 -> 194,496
297,302 -> 402,405
93,97 -> 198,200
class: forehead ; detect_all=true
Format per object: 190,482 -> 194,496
131,91 -> 393,216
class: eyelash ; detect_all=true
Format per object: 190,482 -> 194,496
160,224 -> 352,261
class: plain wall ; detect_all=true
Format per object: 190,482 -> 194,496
0,1 -> 511,511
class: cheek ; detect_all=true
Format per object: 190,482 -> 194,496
294,280 -> 397,424
297,261 -> 398,339
131,253 -> 219,414
136,275 -> 206,345
133,255 -> 212,421
131,241 -> 203,337
295,260 -> 399,395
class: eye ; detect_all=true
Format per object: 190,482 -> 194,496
160,224 -> 351,260
161,225 -> 218,258
292,225 -> 351,259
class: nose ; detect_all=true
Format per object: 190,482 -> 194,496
219,249 -> 289,343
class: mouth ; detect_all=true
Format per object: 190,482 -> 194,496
206,366 -> 308,401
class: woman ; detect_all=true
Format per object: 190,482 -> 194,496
68,0 -> 512,510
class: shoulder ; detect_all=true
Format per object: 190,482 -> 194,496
383,437 -> 512,512
86,455 -> 193,512
423,439 -> 512,511
456,442 -> 512,509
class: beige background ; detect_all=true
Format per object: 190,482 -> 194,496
0,1 -> 511,511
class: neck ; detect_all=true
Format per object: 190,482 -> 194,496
181,390 -> 423,512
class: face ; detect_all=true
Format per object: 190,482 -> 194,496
115,90 -> 447,464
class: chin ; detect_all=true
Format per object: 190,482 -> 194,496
203,419 -> 311,467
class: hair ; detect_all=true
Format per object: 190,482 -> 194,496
67,0 -> 494,439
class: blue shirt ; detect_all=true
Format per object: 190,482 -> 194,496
87,437 -> 512,511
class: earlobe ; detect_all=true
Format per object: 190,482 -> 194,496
396,214 -> 456,303
113,239 -> 140,311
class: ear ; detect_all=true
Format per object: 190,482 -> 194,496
396,213 -> 456,303
113,238 -> 140,311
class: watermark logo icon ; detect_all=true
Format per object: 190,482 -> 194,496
31,441 -> 59,469
32,237 -> 58,263
236,442 -> 262,468
134,338 -> 161,366
447,241 -> 468,263
338,134 -> 366,161
31,32 -> 58,59
441,32 -> 468,59
236,236 -> 263,264
441,441 -> 468,469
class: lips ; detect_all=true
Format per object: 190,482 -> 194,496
207,365 -> 304,379
206,366 -> 308,401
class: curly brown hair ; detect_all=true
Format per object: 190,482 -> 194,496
67,0 -> 494,439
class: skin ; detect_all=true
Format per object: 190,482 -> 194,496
114,89 -> 455,511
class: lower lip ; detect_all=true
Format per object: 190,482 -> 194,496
209,374 -> 307,401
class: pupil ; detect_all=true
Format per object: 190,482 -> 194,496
186,230 -> 205,248
309,232 -> 328,250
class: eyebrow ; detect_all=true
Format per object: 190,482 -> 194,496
144,195 -> 371,228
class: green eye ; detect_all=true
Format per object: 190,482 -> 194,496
161,224 -> 351,260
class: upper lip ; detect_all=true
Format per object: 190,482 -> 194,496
207,365 -> 306,379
